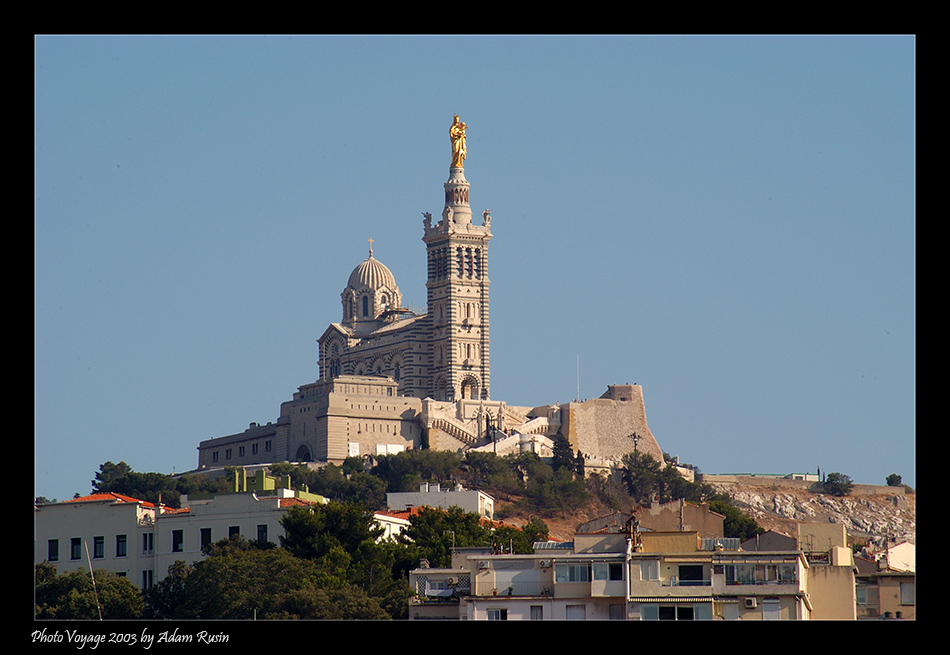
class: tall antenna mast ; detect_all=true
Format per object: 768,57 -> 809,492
576,353 -> 580,401
83,539 -> 103,620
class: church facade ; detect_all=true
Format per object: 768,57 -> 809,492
196,117 -> 663,471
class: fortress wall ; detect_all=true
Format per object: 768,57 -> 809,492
563,385 -> 663,463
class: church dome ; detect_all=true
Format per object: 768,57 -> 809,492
347,251 -> 397,292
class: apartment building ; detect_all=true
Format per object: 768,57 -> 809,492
35,492 -> 161,590
35,469 -> 327,589
410,515 -> 858,620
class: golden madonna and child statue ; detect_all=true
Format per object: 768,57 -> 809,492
450,114 -> 468,168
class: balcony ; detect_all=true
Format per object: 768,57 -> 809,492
664,577 -> 712,587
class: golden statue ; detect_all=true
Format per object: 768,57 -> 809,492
450,114 -> 468,168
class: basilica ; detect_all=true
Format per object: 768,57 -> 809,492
196,117 -> 663,472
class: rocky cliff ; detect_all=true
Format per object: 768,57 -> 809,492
710,483 -> 915,549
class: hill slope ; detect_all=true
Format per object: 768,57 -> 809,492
498,484 -> 915,547
712,483 -> 915,548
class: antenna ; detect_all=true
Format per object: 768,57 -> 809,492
83,539 -> 103,620
576,353 -> 580,401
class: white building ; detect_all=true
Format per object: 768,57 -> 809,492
35,492 -> 160,590
35,471 -> 326,589
387,482 -> 495,520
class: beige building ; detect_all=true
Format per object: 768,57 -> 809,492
196,118 -> 663,471
411,519 -> 858,620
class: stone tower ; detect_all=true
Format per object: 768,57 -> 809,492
422,115 -> 492,401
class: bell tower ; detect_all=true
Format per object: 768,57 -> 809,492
423,115 -> 492,401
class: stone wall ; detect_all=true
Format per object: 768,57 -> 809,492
699,474 -> 905,497
561,385 -> 663,463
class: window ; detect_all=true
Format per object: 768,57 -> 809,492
71,537 -> 82,560
143,532 -> 154,555
116,534 -> 127,558
487,608 -> 507,621
593,562 -> 624,581
679,606 -> 696,620
142,570 -> 153,590
225,448 -> 232,460
265,440 -> 272,452
530,605 -> 543,621
256,524 -> 268,543
555,563 -> 590,583
566,604 -> 587,620
172,529 -> 184,553
677,564 -> 704,585
640,560 -> 659,581
93,536 -> 104,559
900,580 -> 915,605
252,443 -> 259,454
212,451 -> 219,462
725,564 -> 755,585
426,580 -> 450,597
48,539 -> 59,562
229,526 -> 240,538
362,295 -> 369,317
238,446 -> 245,457
200,528 -> 212,550
762,598 -> 781,621
723,602 -> 739,620
642,603 -> 709,621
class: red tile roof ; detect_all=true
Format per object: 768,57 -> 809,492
63,492 -> 156,508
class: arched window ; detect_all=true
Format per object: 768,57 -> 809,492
362,295 -> 369,317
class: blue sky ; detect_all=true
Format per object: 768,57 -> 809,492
35,35 -> 915,501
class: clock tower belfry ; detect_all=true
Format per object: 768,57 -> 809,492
422,115 -> 492,402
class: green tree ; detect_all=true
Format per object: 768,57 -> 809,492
266,585 -> 391,620
279,502 -> 383,562
621,451 -> 663,505
90,460 -> 228,508
823,472 -> 854,497
274,463 -> 388,509
522,466 -> 589,515
491,516 -> 550,554
92,460 -> 132,490
551,433 -> 575,473
35,563 -> 144,619
144,540 -> 345,619
707,499 -> 764,541
399,506 -> 493,568
585,471 -> 634,512
371,450 -> 463,492
620,452 -> 713,506
574,450 -> 586,478
885,473 -> 902,487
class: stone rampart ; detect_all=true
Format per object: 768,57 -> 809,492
699,474 -> 905,497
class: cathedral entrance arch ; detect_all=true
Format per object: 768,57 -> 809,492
294,444 -> 313,462
459,375 -> 479,400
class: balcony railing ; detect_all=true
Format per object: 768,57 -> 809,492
725,578 -> 798,586
663,579 -> 712,587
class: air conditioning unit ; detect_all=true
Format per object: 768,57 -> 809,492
744,597 -> 757,609
447,577 -> 457,585
478,560 -> 490,569
538,560 -> 552,568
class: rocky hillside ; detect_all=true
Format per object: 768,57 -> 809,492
501,484 -> 915,548
709,483 -> 915,549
